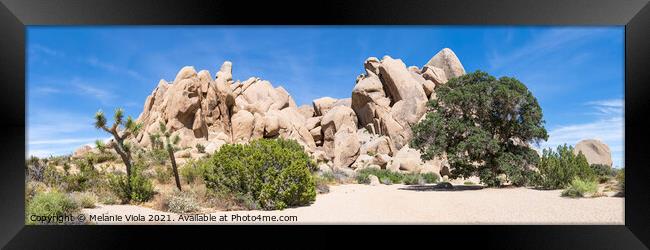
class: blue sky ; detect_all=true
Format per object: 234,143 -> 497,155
26,26 -> 625,167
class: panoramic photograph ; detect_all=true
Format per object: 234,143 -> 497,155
25,26 -> 624,225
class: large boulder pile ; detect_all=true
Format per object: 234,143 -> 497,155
78,48 -> 474,178
574,139 -> 613,167
133,61 -> 316,157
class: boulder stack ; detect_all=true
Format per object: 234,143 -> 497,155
79,48 -> 472,177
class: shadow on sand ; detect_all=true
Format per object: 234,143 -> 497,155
398,184 -> 485,192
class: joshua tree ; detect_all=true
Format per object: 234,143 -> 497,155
94,108 -> 142,188
148,132 -> 163,150
94,139 -> 106,153
158,121 -> 182,191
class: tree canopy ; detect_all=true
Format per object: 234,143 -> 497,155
411,70 -> 548,186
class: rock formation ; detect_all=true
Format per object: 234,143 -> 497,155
574,139 -> 613,167
77,48 -> 478,178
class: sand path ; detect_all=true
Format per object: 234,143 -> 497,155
82,184 -> 624,225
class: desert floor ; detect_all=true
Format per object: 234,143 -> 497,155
82,184 -> 624,225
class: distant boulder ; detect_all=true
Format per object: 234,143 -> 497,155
574,139 -> 613,167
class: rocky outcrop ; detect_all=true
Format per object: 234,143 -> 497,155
111,48 -> 468,178
321,106 -> 360,168
351,48 -> 460,151
425,48 -> 466,79
574,139 -> 613,167
133,61 -> 314,153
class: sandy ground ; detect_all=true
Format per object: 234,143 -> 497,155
82,184 -> 624,225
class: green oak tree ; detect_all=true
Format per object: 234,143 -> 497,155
411,70 -> 548,187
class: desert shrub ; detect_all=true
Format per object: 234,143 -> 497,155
202,138 -> 316,210
203,190 -> 259,211
403,174 -> 424,185
142,148 -> 169,166
313,174 -> 332,194
108,165 -> 154,203
319,171 -> 336,183
420,172 -> 440,184
165,191 -> 199,213
534,144 -> 594,189
47,155 -> 71,167
591,164 -> 613,183
180,159 -> 205,185
84,151 -> 117,164
70,192 -> 98,208
25,181 -> 48,202
98,192 -> 120,205
196,144 -> 206,153
42,166 -> 65,188
355,168 -> 404,184
591,164 -> 612,177
380,177 -> 393,185
154,165 -> 172,184
561,178 -> 598,198
25,191 -> 79,225
25,157 -> 46,182
63,159 -> 101,192
64,173 -> 92,192
616,168 -> 625,190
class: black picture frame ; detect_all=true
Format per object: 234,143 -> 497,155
1,0 -> 648,248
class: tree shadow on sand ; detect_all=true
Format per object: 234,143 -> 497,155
398,184 -> 485,192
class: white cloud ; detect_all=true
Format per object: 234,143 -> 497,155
30,44 -> 64,57
29,137 -> 101,145
73,79 -> 117,105
84,57 -> 147,82
488,28 -> 608,71
33,86 -> 63,95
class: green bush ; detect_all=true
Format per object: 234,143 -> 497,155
63,159 -> 100,192
108,165 -> 154,203
140,148 -> 168,166
561,177 -> 598,198
591,164 -> 613,183
180,159 -> 205,184
616,168 -> 625,190
420,172 -> 440,184
355,168 -> 404,184
534,144 -> 594,189
42,166 -> 65,188
202,138 -> 316,210
84,151 -> 117,164
154,165 -> 172,184
403,174 -> 424,185
25,191 -> 79,225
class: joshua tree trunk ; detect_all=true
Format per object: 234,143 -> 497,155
112,131 -> 133,185
168,147 -> 182,191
